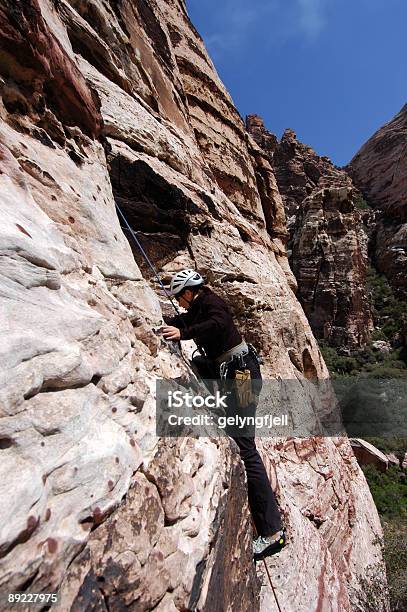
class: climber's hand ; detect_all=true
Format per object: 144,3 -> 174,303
162,326 -> 181,341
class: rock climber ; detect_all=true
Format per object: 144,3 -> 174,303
162,268 -> 286,561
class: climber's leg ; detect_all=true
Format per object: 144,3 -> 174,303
232,436 -> 283,537
222,352 -> 282,535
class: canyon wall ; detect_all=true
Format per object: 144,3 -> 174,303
348,103 -> 407,296
247,116 -> 374,348
0,1 -> 387,611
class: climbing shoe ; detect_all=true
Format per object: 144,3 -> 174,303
253,529 -> 286,561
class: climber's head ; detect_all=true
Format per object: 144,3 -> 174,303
169,269 -> 204,309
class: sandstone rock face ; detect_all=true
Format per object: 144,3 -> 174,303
247,117 -> 374,348
350,439 -> 389,473
245,113 -> 278,159
386,453 -> 400,468
290,185 -> 374,347
247,118 -> 351,221
348,104 -> 407,295
0,2 -> 387,611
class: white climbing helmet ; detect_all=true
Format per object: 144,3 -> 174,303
169,269 -> 204,296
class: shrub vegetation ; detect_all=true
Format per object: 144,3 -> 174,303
318,263 -> 407,610
362,465 -> 407,611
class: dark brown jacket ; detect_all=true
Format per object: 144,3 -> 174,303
165,287 -> 242,359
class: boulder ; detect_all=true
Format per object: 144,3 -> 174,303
350,438 -> 389,472
386,453 -> 400,468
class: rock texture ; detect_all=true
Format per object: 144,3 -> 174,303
290,184 -> 374,347
348,104 -> 407,295
350,439 -> 389,473
0,2 -> 388,611
247,116 -> 374,348
386,453 -> 400,468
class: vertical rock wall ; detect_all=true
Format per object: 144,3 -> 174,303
247,116 -> 374,348
0,1 -> 388,610
348,103 -> 407,296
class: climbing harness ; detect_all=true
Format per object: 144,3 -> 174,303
247,343 -> 264,365
215,340 -> 249,365
218,341 -> 249,382
217,341 -> 264,410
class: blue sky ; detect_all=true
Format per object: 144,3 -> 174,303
186,0 -> 407,166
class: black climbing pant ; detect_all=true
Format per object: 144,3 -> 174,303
233,436 -> 283,536
191,351 -> 283,537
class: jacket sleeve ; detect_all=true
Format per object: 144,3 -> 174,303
179,301 -> 227,340
163,312 -> 190,328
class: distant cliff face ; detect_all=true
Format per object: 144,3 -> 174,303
348,104 -> 407,296
247,117 -> 351,222
290,185 -> 374,347
247,116 -> 374,348
0,2 -> 387,611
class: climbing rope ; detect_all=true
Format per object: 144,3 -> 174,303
117,199 -> 283,607
252,521 -> 283,612
115,202 -> 181,319
115,200 -> 210,362
115,202 -> 200,366
262,558 -> 283,612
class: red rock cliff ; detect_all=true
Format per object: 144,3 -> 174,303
0,2 -> 388,611
247,116 -> 374,348
348,103 -> 407,296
